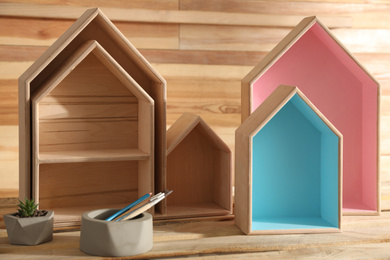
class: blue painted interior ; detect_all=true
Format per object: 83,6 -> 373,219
251,217 -> 334,231
251,94 -> 339,231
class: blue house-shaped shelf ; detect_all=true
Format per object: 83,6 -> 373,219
235,85 -> 342,235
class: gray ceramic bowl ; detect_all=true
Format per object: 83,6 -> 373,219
80,209 -> 153,257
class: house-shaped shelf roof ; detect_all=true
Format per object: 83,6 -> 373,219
32,40 -> 154,159
241,16 -> 379,215
163,113 -> 232,218
235,85 -> 342,235
33,40 -> 153,108
167,113 -> 230,156
19,8 -> 166,200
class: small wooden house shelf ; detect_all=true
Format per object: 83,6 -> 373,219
241,16 -> 380,215
158,113 -> 232,219
19,8 -> 167,218
30,40 -> 154,224
235,85 -> 342,235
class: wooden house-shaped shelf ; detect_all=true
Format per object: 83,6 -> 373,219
161,113 -> 232,218
235,85 -> 342,235
241,16 -> 380,215
19,8 -> 166,217
30,40 -> 154,225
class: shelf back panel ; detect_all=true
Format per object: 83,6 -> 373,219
167,125 -> 220,206
38,53 -> 139,153
252,101 -> 322,219
38,161 -> 139,209
251,95 -> 340,229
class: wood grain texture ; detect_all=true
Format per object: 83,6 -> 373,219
181,0 -> 390,29
0,3 -> 351,28
25,38 -> 155,226
181,25 -> 390,53
0,17 -> 179,49
164,113 -> 232,218
382,156 -> 390,210
0,45 -> 268,66
180,0 -> 385,15
0,46 -> 47,62
0,0 -> 179,10
180,25 -> 293,52
16,7 -> 165,204
33,46 -> 141,152
0,80 -> 18,125
38,161 -> 139,208
0,0 -> 389,214
0,61 -> 31,79
1,213 -> 390,258
0,126 -> 18,189
141,49 -> 269,66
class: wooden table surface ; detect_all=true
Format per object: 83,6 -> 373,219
1,212 -> 390,259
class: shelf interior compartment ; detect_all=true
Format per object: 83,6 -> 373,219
251,217 -> 335,231
38,161 -> 144,210
161,203 -> 230,219
36,51 -> 147,158
250,21 -> 378,213
251,94 -> 340,231
166,123 -> 231,218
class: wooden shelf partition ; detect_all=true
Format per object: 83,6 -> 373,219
29,40 -> 154,224
18,9 -> 166,211
241,16 -> 380,215
156,113 -> 232,219
235,85 -> 342,235
38,149 -> 150,164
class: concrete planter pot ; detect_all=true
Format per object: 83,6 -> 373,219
80,209 -> 153,257
3,210 -> 54,245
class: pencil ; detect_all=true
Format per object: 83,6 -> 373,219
112,192 -> 164,221
118,190 -> 173,221
118,196 -> 165,221
105,192 -> 152,221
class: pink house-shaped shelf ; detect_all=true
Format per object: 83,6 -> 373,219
19,8 -> 167,210
236,85 -> 342,234
162,113 -> 233,218
241,16 -> 380,215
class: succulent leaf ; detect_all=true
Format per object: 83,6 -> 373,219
17,198 -> 39,217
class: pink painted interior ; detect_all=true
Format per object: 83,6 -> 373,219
252,23 -> 378,212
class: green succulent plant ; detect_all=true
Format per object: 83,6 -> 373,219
17,198 -> 39,217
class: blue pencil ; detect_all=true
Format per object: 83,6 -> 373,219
105,192 -> 152,221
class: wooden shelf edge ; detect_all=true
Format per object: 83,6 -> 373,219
155,202 -> 232,220
39,149 -> 150,164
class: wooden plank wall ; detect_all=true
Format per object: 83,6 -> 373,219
0,0 -> 389,210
